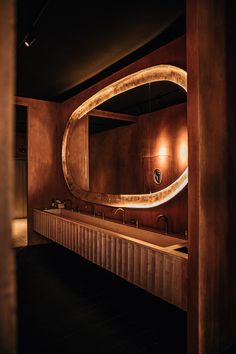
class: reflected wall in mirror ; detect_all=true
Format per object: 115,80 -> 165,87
88,81 -> 187,195
62,65 -> 188,208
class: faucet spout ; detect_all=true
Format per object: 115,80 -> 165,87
63,199 -> 72,209
113,207 -> 125,224
157,214 -> 169,234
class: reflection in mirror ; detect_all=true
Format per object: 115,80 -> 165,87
62,65 -> 188,208
88,81 -> 187,195
154,169 -> 162,185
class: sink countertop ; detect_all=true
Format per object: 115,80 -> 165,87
39,208 -> 188,258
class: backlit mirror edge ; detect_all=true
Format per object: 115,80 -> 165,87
62,64 -> 187,209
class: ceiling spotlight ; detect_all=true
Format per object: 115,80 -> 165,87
24,33 -> 36,47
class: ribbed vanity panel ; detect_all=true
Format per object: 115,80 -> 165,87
121,240 -> 128,279
33,209 -> 187,310
133,243 -> 141,286
140,247 -> 148,290
147,249 -> 155,294
127,242 -> 134,283
163,255 -> 173,304
105,235 -> 111,271
101,233 -> 106,268
110,236 -> 116,273
154,252 -> 164,298
96,231 -> 102,266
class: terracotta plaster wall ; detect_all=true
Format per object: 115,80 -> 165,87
58,36 -> 187,236
138,102 -> 187,190
16,97 -> 61,245
89,102 -> 187,195
89,122 -> 141,194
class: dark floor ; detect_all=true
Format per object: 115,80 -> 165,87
16,243 -> 187,354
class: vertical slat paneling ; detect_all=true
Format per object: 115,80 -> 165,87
182,260 -> 188,311
50,215 -> 53,239
172,258 -> 182,309
62,220 -> 65,246
84,227 -> 87,258
154,252 -> 164,298
121,240 -> 128,279
140,246 -> 148,290
127,242 -> 134,283
101,233 -> 106,268
133,243 -> 141,286
69,222 -> 73,250
33,210 -> 187,310
85,227 -> 89,258
88,229 -> 92,261
147,249 -> 155,294
96,231 -> 101,266
116,238 -> 122,276
92,230 -> 97,263
81,227 -> 85,257
84,227 -> 88,259
105,235 -> 111,270
163,255 -> 173,303
111,236 -> 116,273
72,223 -> 75,252
78,226 -> 82,255
63,220 -> 67,247
48,215 -> 51,239
75,224 -> 79,254
86,228 -> 90,259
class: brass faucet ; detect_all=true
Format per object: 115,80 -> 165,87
113,207 -> 125,224
63,199 -> 72,209
157,214 -> 169,234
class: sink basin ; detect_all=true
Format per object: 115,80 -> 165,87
174,246 -> 188,254
43,208 -> 187,250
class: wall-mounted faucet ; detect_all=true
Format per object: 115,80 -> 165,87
113,207 -> 125,224
157,214 -> 169,234
130,218 -> 139,228
63,199 -> 72,209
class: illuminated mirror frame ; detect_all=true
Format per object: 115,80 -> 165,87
62,64 -> 187,208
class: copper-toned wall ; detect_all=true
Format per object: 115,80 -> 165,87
89,102 -> 187,195
15,36 -> 187,245
187,0 -> 236,353
138,102 -> 187,192
89,103 -> 187,235
0,1 -> 16,353
89,122 -> 141,194
15,97 -> 61,245
58,35 -> 187,237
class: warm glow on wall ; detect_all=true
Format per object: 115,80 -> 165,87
158,145 -> 168,156
181,144 -> 187,160
62,64 -> 188,208
154,131 -> 170,158
177,129 -> 188,169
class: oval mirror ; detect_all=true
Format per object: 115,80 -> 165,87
62,65 -> 187,208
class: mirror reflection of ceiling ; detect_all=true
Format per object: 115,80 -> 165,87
15,105 -> 27,133
16,0 -> 186,101
89,82 -> 187,134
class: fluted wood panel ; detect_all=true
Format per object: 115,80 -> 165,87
34,209 -> 187,310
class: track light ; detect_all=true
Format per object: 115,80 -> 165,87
24,33 -> 36,47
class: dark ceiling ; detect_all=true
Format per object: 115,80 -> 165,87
16,0 -> 186,102
89,81 -> 187,134
98,81 -> 186,115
